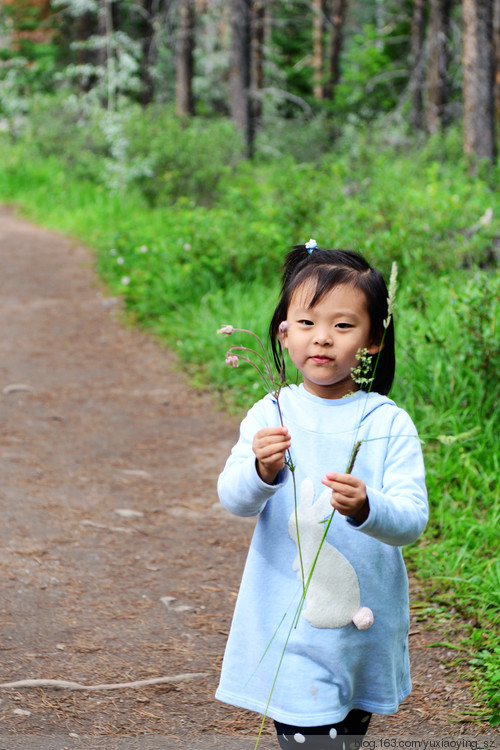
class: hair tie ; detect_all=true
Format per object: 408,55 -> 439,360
305,238 -> 318,254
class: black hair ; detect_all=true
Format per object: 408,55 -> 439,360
269,244 -> 395,395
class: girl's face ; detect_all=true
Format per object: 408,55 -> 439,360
280,282 -> 380,400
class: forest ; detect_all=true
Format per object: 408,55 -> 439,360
0,0 -> 499,728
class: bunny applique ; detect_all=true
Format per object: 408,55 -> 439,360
288,477 -> 374,630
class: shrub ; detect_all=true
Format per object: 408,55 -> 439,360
122,106 -> 243,205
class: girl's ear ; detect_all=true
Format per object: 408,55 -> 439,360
367,340 -> 381,355
278,321 -> 289,349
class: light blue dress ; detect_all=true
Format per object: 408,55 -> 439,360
216,385 -> 428,726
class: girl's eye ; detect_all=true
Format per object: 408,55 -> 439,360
299,319 -> 314,326
336,322 -> 353,329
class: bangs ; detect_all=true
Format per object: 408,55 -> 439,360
292,266 -> 365,309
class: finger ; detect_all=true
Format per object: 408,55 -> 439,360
330,489 -> 359,510
332,492 -> 355,508
257,426 -> 289,439
257,448 -> 289,465
335,485 -> 358,500
264,449 -> 289,467
268,452 -> 287,467
255,432 -> 290,445
324,472 -> 358,487
254,436 -> 291,454
258,454 -> 287,475
325,473 -> 363,495
255,434 -> 290,450
322,479 -> 354,498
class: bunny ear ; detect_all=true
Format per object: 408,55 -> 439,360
299,477 -> 315,507
317,487 -> 335,511
303,486 -> 335,523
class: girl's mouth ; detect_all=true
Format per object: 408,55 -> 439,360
310,356 -> 332,364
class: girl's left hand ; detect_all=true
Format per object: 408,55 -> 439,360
321,472 -> 369,523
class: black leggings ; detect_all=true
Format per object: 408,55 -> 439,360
274,709 -> 372,749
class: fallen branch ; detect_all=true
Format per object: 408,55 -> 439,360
2,383 -> 36,395
80,519 -> 133,534
462,207 -> 493,238
0,673 -> 208,691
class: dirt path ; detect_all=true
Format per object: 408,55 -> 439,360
0,208 -> 496,750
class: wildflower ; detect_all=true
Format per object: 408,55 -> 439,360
350,348 -> 374,390
117,257 -> 124,265
217,325 -> 235,335
121,276 -> 130,286
184,243 -> 192,251
305,238 -> 318,252
384,262 -> 398,328
140,245 -> 148,253
109,248 -> 117,256
218,326 -> 278,396
217,323 -> 302,592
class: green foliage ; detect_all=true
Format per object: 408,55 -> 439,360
0,112 -> 498,723
3,95 -> 242,202
0,3 -> 59,94
268,0 -> 314,116
122,106 -> 243,205
333,23 -> 409,120
468,628 -> 500,727
0,59 -> 56,124
16,95 -> 108,179
0,0 -> 485,144
255,112 -> 337,163
395,272 -> 498,630
192,0 -> 230,116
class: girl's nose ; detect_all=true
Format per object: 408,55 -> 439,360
314,327 -> 332,345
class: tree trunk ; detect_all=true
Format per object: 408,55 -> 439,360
493,0 -> 500,120
137,0 -> 156,106
251,0 -> 265,127
409,0 -> 426,130
98,0 -> 115,110
175,0 -> 196,118
463,0 -> 496,165
230,0 -> 253,157
425,0 -> 451,133
312,0 -> 325,100
77,11 -> 93,65
375,0 -> 385,49
97,0 -> 107,71
325,0 -> 348,100
76,10 -> 96,91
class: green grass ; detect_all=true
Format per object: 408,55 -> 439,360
0,116 -> 498,725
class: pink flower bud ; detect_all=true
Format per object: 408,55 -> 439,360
217,325 -> 235,335
278,321 -> 289,334
225,355 -> 239,367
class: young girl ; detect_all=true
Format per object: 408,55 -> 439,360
216,244 -> 428,749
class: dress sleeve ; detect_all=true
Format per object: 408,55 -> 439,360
347,409 -> 428,546
217,398 -> 289,518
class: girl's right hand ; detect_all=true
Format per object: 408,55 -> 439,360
252,426 -> 291,485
